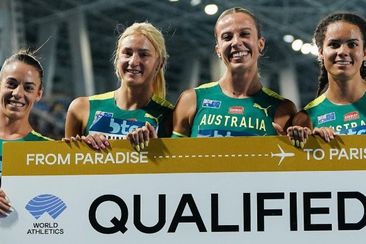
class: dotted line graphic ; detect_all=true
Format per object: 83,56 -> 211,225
153,153 -> 271,159
150,145 -> 295,165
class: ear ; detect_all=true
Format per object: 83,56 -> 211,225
215,44 -> 221,59
36,88 -> 43,102
318,48 -> 324,60
258,37 -> 265,54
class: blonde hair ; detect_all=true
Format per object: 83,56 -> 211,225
113,22 -> 168,98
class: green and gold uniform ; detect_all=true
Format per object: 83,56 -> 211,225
85,91 -> 174,139
0,131 -> 51,185
304,93 -> 366,135
181,82 -> 285,137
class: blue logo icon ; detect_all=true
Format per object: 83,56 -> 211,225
25,194 -> 67,219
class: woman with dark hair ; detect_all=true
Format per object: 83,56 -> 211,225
0,51 -> 51,217
288,13 -> 366,147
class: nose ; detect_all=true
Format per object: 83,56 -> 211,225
129,53 -> 140,66
12,85 -> 24,98
338,44 -> 349,56
231,34 -> 242,47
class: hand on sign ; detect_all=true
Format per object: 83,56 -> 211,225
312,127 -> 335,143
286,125 -> 312,149
63,134 -> 110,150
0,188 -> 12,218
127,122 -> 157,152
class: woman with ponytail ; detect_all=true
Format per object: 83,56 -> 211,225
288,13 -> 366,147
65,22 -> 173,149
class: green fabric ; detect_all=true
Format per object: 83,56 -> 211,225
304,93 -> 366,135
190,82 -> 284,137
86,91 -> 173,138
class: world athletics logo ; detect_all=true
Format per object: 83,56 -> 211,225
25,194 -> 67,220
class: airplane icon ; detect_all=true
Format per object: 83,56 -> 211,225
271,144 -> 295,165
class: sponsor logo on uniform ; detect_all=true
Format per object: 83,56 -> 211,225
26,194 -> 67,219
202,99 -> 221,109
229,106 -> 244,114
253,103 -> 271,117
344,111 -> 359,122
317,112 -> 336,124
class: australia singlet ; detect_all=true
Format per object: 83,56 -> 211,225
190,82 -> 285,137
0,131 -> 51,185
304,93 -> 366,135
85,91 -> 174,139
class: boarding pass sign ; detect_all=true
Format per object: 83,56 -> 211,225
1,136 -> 366,244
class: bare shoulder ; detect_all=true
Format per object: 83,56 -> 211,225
65,96 -> 90,137
173,88 -> 197,136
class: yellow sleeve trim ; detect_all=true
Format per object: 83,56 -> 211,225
151,95 -> 174,109
304,94 -> 327,110
30,130 -> 54,141
172,131 -> 188,138
262,87 -> 284,100
89,91 -> 115,100
195,81 -> 218,90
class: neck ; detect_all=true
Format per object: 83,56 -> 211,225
219,69 -> 262,98
0,115 -> 32,139
115,85 -> 153,110
326,76 -> 366,104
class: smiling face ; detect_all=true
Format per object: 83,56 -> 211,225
0,61 -> 42,120
116,34 -> 161,90
320,21 -> 366,81
215,12 -> 265,73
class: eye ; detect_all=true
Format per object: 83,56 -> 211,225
240,31 -> 250,37
121,49 -> 132,57
328,41 -> 340,49
347,41 -> 358,48
24,85 -> 35,92
221,33 -> 232,41
139,51 -> 151,58
5,78 -> 18,89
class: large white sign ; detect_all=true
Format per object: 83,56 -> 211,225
1,137 -> 366,243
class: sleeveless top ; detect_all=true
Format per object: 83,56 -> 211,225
85,91 -> 174,139
190,82 -> 285,137
0,130 -> 51,185
304,93 -> 366,135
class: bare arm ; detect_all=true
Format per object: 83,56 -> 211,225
65,97 -> 90,137
172,89 -> 197,137
273,99 -> 297,132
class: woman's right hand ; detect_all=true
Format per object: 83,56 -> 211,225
63,134 -> 110,150
312,127 -> 335,142
286,125 -> 312,148
127,122 -> 157,152
0,188 -> 12,218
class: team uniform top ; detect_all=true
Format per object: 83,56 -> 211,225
85,91 -> 174,139
304,93 -> 366,135
190,82 -> 285,137
0,131 -> 51,185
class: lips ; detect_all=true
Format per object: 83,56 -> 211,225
230,50 -> 249,59
126,68 -> 142,74
8,100 -> 25,108
334,60 -> 352,65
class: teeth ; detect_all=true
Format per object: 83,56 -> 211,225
9,101 -> 24,107
127,69 -> 141,74
335,61 -> 351,65
232,51 -> 248,58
